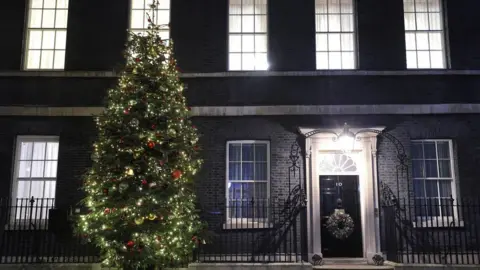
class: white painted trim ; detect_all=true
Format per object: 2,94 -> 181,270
11,136 -> 59,209
2,69 -> 480,78
225,140 -> 270,226
300,127 -> 383,259
3,104 -> 480,117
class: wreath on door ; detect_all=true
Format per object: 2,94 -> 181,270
325,209 -> 354,240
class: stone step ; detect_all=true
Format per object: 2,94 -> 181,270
313,264 -> 394,270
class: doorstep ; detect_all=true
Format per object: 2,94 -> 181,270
385,261 -> 480,270
313,258 -> 394,270
188,262 -> 312,270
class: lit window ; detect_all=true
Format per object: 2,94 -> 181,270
13,136 -> 59,220
315,0 -> 356,70
226,141 -> 270,227
130,0 -> 170,40
412,140 -> 457,221
404,0 -> 446,69
228,0 -> 268,71
25,0 -> 69,70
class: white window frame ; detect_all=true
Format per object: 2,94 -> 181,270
11,136 -> 59,222
225,140 -> 270,229
403,0 -> 447,69
24,0 -> 69,70
129,0 -> 171,40
228,0 -> 269,71
411,139 -> 461,227
315,0 -> 357,70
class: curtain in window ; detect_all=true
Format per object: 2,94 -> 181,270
227,142 -> 268,219
412,141 -> 454,218
315,0 -> 355,70
404,0 -> 444,68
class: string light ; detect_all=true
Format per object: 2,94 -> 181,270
75,6 -> 205,268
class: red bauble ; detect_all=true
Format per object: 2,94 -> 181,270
104,208 -> 111,214
141,179 -> 148,185
151,124 -> 156,129
124,108 -> 130,115
148,18 -> 151,22
159,160 -> 165,166
172,169 -> 182,180
147,141 -> 155,149
126,240 -> 135,248
135,58 -> 141,62
103,188 -> 109,195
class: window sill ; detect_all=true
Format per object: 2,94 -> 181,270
223,222 -> 273,230
412,220 -> 464,228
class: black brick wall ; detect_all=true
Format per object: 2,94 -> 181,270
2,0 -> 480,72
0,117 -> 95,209
194,114 -> 480,214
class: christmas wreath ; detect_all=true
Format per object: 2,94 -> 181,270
325,209 -> 354,240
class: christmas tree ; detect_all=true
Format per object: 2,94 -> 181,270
77,5 -> 203,269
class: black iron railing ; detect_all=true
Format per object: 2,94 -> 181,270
0,197 -> 99,264
196,186 -> 307,263
382,196 -> 480,264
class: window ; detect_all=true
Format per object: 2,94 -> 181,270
12,137 -> 59,220
404,0 -> 446,69
412,140 -> 457,222
315,0 -> 356,70
130,0 -> 170,40
228,0 -> 268,71
25,0 -> 69,70
226,141 -> 270,227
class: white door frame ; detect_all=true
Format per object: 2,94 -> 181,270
299,126 -> 384,264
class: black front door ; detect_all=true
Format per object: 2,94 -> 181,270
320,175 -> 363,257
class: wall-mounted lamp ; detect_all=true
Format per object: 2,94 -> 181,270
335,123 -> 356,152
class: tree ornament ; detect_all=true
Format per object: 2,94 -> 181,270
147,141 -> 155,149
172,169 -> 182,180
104,208 -> 111,215
167,128 -> 176,137
149,182 -> 157,188
148,213 -> 156,220
159,160 -> 165,166
102,188 -> 109,195
135,58 -> 141,62
130,118 -> 139,127
124,108 -> 130,115
151,124 -> 156,129
134,217 -> 144,225
126,168 -> 134,176
141,179 -> 148,185
126,240 -> 135,248
119,182 -> 129,193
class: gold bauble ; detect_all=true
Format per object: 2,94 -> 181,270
147,213 -> 156,221
126,168 -> 134,176
134,217 -> 144,225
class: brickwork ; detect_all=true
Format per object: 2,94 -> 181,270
0,117 -> 96,208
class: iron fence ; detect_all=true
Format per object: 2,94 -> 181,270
382,197 -> 480,264
0,197 -> 99,264
195,198 -> 307,263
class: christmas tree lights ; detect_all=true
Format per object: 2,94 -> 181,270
77,4 -> 203,269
